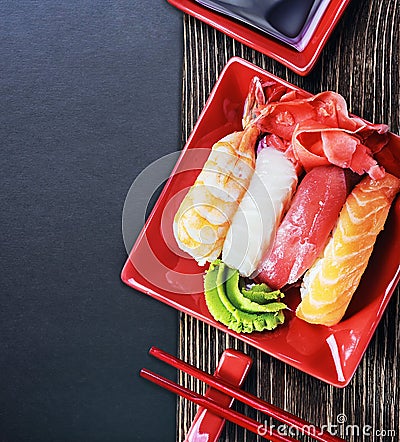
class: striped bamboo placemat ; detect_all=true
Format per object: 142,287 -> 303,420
177,2 -> 400,439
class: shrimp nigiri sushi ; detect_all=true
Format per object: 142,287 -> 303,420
222,146 -> 297,277
256,166 -> 354,289
173,126 -> 259,265
296,172 -> 400,326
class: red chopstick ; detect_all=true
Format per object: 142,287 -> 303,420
149,347 -> 345,442
140,368 -> 297,442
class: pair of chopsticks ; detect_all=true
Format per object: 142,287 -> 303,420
140,347 -> 345,442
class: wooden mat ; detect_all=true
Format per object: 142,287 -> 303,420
177,1 -> 400,440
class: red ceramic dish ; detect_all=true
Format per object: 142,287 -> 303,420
166,0 -> 351,75
121,57 -> 400,387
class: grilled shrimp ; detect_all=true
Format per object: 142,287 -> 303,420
173,125 -> 260,265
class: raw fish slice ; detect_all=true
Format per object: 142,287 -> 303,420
255,90 -> 388,143
292,124 -> 386,179
254,90 -> 389,179
296,173 -> 400,326
222,147 -> 297,277
256,166 -> 352,289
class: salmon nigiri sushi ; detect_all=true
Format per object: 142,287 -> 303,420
256,166 -> 354,289
296,173 -> 400,326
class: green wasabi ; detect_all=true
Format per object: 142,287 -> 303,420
204,260 -> 287,333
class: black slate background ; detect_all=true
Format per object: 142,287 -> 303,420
0,2 -> 182,441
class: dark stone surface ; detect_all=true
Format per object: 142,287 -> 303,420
0,2 -> 183,441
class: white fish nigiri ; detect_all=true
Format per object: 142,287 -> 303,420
222,147 -> 297,277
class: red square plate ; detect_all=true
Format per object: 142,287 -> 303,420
121,57 -> 400,387
167,0 -> 350,76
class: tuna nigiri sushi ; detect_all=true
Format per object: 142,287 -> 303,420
256,165 -> 354,289
296,173 -> 400,326
222,146 -> 298,277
